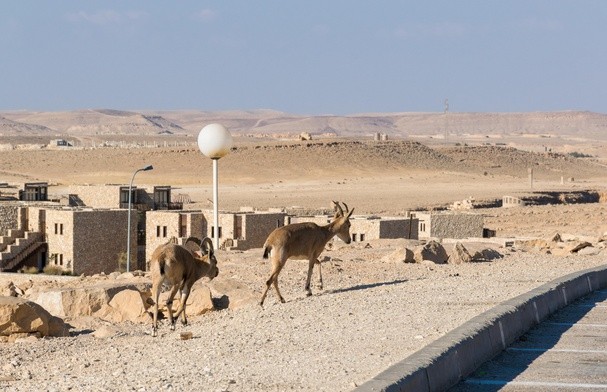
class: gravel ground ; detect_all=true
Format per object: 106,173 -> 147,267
2,239 -> 607,392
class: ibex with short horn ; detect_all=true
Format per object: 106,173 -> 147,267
150,237 -> 219,337
259,201 -> 354,306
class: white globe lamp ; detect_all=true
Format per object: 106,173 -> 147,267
197,123 -> 233,249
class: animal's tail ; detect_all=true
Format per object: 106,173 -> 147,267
262,245 -> 271,259
158,258 -> 166,276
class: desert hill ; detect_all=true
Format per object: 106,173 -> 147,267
1,138 -> 605,214
2,109 -> 607,141
0,109 -> 186,137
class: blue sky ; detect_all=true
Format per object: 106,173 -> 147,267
2,1 -> 606,115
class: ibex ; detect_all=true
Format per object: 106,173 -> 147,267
149,237 -> 219,337
259,201 -> 354,306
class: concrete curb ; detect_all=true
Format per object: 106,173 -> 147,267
354,264 -> 607,392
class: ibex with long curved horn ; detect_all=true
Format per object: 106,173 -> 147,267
259,201 -> 354,306
150,237 -> 219,337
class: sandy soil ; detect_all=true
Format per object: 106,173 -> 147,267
2,242 -> 606,391
1,135 -> 607,391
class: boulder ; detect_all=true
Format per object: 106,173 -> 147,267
449,242 -> 472,264
152,284 -> 215,317
1,282 -> 17,297
209,278 -> 259,310
183,286 -> 215,315
0,296 -> 69,338
382,247 -> 415,263
26,282 -> 150,319
472,248 -> 503,261
515,239 -> 550,252
414,240 -> 449,264
552,241 -> 593,256
94,289 -> 149,323
27,287 -> 109,317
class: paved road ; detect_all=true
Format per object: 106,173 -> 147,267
449,289 -> 607,391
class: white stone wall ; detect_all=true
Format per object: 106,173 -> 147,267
417,212 -> 484,239
44,209 -> 130,275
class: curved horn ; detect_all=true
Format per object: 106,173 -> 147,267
184,236 -> 207,256
342,202 -> 349,213
332,200 -> 344,217
201,237 -> 214,258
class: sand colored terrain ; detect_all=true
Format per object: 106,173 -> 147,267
2,110 -> 607,390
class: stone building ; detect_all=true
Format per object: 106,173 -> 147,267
145,210 -> 207,269
502,195 -> 526,208
0,204 -> 45,272
66,184 -> 175,210
289,214 -> 419,241
415,212 -> 484,240
27,207 -> 133,275
208,209 -> 286,251
145,209 -> 287,261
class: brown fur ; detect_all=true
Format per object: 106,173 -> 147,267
150,237 -> 219,337
259,201 -> 354,306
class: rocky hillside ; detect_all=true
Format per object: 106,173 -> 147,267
2,109 -> 607,140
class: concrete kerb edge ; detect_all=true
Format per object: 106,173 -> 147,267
353,264 -> 607,392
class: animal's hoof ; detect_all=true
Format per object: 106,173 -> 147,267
306,292 -> 312,297
280,298 -> 286,303
152,330 -> 157,337
170,325 -> 176,331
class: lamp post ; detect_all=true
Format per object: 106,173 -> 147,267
197,123 -> 233,250
127,164 -> 153,272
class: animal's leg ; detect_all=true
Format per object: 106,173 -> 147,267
165,284 -> 180,331
173,283 -> 192,327
260,256 -> 286,306
305,258 -> 315,296
151,279 -> 162,337
315,258 -> 323,290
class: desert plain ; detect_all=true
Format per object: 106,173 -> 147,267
1,109 -> 607,391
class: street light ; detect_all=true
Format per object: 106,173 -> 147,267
197,123 -> 233,250
126,164 -> 153,272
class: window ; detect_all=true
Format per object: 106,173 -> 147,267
179,214 -> 187,237
211,226 -> 222,239
156,225 -> 168,238
54,223 -> 64,235
420,223 -> 426,232
360,233 -> 365,241
352,233 -> 358,242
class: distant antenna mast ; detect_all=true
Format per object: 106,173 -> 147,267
444,98 -> 449,141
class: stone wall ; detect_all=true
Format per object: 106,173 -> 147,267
44,209 -> 75,272
0,205 -> 20,236
417,212 -> 484,239
145,210 -> 208,269
235,212 -> 286,250
43,209 -> 131,275
67,185 -> 122,208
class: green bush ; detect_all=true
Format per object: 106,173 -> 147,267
43,265 -> 66,275
20,266 -> 40,274
117,251 -> 127,273
568,151 -> 593,158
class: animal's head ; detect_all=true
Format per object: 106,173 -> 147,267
200,237 -> 219,279
332,201 -> 354,244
